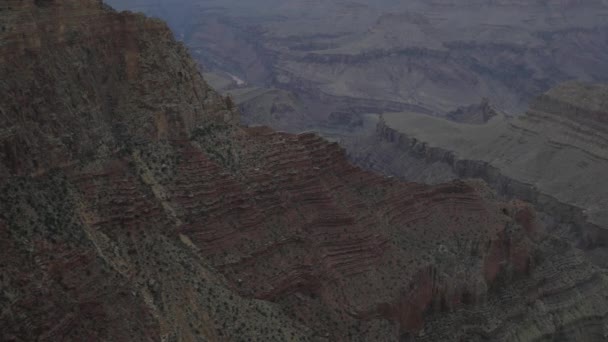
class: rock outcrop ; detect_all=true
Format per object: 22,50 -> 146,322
2,3 -> 608,341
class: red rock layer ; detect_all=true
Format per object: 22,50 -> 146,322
125,127 -> 538,337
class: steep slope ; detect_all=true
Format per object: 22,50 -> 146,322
2,2 -> 608,341
0,0 -> 236,178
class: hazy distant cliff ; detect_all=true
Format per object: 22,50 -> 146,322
107,0 -> 608,127
359,82 -> 608,250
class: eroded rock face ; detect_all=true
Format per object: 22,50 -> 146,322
2,3 -> 608,341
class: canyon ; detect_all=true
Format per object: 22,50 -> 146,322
105,0 -> 608,132
3,1 -> 608,341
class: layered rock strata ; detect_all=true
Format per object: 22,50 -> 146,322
2,3 -> 608,341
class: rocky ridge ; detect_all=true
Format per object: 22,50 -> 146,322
2,2 -> 608,341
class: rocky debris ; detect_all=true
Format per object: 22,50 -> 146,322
2,2 -> 608,341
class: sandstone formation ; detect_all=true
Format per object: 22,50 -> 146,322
2,2 -> 608,341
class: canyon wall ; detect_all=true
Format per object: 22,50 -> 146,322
0,0 -> 237,178
2,2 -> 608,341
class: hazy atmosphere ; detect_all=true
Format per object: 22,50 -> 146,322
106,0 -> 608,117
3,0 -> 608,340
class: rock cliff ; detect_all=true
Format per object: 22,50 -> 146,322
2,3 -> 608,341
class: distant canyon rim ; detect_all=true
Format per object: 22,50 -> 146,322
106,0 -> 608,126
